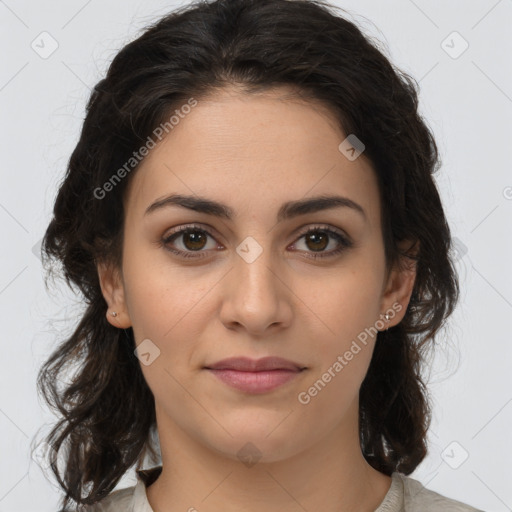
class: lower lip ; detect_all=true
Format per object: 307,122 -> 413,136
206,369 -> 302,393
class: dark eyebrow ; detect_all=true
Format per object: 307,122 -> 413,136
144,193 -> 366,222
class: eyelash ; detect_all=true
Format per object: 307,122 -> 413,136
161,223 -> 353,260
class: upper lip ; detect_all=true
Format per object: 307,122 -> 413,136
204,356 -> 305,372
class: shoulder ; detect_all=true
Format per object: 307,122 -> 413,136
398,473 -> 484,512
81,484 -> 136,511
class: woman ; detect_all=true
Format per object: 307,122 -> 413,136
36,0 -> 483,510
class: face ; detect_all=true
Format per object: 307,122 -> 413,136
98,86 -> 415,464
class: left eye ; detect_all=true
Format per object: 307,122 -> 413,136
161,224 -> 352,260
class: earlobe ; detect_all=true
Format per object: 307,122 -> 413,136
96,260 -> 132,329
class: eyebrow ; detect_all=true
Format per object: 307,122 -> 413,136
144,193 -> 366,222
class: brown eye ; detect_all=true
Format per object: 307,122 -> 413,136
291,226 -> 353,260
162,225 -> 218,259
161,224 -> 352,260
180,230 -> 208,251
304,231 -> 329,252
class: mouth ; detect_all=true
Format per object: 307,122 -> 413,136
203,356 -> 307,394
204,356 -> 306,372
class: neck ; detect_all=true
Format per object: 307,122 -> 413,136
145,400 -> 392,512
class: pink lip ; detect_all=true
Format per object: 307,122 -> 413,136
204,357 -> 306,394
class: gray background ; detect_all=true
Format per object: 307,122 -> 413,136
0,0 -> 511,511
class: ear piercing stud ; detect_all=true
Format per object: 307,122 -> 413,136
111,311 -> 118,317
381,312 -> 391,332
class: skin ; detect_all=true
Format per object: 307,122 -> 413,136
97,85 -> 417,512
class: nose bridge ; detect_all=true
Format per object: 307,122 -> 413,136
235,233 -> 280,303
221,233 -> 291,331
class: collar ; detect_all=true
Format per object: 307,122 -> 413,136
131,467 -> 404,512
375,472 -> 404,511
132,466 -> 162,512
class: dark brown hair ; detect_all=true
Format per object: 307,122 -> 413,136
36,0 -> 459,509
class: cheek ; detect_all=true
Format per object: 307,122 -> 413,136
122,255 -> 223,397
294,272 -> 381,415
293,258 -> 385,402
302,262 -> 384,345
122,243 -> 215,339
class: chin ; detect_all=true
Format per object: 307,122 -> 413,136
202,421 -> 309,465
214,438 -> 300,466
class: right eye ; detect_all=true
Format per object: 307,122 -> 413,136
161,224 -> 221,259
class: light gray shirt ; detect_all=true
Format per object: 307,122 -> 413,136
84,467 -> 484,511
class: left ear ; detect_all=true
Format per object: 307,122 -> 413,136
378,239 -> 419,329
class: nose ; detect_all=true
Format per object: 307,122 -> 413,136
219,241 -> 293,336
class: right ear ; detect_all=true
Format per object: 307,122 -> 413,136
96,260 -> 132,329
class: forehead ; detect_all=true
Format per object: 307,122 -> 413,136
123,86 -> 380,225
